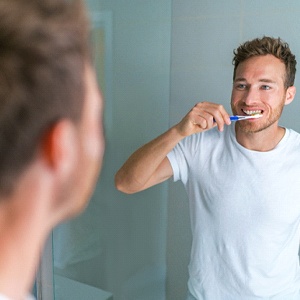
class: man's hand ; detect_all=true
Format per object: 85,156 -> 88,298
174,102 -> 231,137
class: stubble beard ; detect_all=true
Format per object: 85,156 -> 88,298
231,97 -> 285,134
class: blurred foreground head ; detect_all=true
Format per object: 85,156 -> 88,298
0,0 -> 105,219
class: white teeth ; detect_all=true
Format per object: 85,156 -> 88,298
242,109 -> 262,115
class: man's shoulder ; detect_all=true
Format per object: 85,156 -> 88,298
286,127 -> 300,140
282,128 -> 300,149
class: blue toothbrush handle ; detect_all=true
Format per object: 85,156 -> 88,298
214,115 -> 254,122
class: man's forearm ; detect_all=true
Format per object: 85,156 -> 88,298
114,126 -> 183,194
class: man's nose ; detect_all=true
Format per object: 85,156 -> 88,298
243,87 -> 259,105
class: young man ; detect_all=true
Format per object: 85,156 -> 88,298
115,37 -> 300,299
0,0 -> 105,299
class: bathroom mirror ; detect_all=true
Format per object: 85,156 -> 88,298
40,1 -> 300,300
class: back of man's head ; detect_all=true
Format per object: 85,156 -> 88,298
0,0 -> 90,196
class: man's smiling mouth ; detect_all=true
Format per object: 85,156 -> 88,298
242,109 -> 263,116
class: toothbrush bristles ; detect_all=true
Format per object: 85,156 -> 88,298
251,114 -> 262,118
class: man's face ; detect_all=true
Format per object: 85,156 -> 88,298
231,54 -> 291,134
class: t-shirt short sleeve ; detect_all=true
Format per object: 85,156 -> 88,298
167,150 -> 180,182
167,142 -> 189,185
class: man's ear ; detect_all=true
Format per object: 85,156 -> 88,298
41,119 -> 78,179
285,86 -> 296,105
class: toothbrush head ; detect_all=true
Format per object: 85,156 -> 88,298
250,113 -> 263,119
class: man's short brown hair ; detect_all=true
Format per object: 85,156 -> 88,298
0,0 -> 90,195
233,36 -> 297,89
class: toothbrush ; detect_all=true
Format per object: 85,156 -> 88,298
229,114 -> 263,121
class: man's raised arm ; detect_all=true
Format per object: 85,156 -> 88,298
115,102 -> 231,194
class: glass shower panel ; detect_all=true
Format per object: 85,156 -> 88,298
52,1 -> 171,299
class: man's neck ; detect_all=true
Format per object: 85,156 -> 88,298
235,124 -> 286,152
0,167 -> 53,300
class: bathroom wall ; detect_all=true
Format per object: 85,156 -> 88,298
168,1 -> 300,299
53,1 -> 171,300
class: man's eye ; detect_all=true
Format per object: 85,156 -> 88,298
261,85 -> 271,90
236,84 -> 246,90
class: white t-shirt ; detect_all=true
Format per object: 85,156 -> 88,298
167,125 -> 300,300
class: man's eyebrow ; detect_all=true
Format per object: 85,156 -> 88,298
234,77 -> 277,83
258,79 -> 277,84
234,77 -> 247,82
